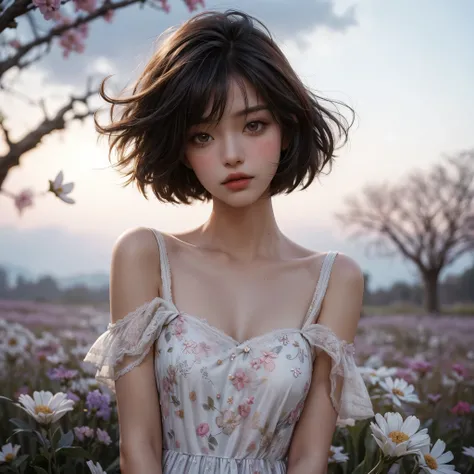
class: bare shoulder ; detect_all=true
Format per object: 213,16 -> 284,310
110,227 -> 162,323
317,252 -> 365,341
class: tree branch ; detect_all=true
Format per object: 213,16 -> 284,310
0,0 -> 151,78
0,80 -> 98,188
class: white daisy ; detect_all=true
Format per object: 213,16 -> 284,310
328,445 -> 349,463
17,390 -> 75,425
463,446 -> 474,458
359,366 -> 398,385
419,439 -> 459,474
379,377 -> 420,406
86,460 -> 107,474
2,330 -> 29,357
370,412 -> 430,458
0,443 -> 20,463
48,170 -> 75,204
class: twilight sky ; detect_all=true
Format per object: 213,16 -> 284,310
0,0 -> 473,290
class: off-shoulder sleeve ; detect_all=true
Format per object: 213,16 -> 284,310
302,324 -> 374,424
83,297 -> 180,391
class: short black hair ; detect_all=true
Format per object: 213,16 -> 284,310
95,9 -> 354,204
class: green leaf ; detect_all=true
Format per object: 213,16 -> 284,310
0,395 -> 13,403
52,426 -> 62,447
11,454 -> 29,468
9,418 -> 31,430
55,446 -> 92,459
208,436 -> 218,446
165,331 -> 171,342
57,430 -> 74,449
33,467 -> 49,474
202,404 -> 210,410
207,397 -> 215,409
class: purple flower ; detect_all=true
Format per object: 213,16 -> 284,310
66,391 -> 80,402
47,366 -> 78,381
96,428 -> 112,446
73,426 -> 94,442
86,390 -> 111,421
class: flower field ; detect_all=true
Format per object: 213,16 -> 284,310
0,299 -> 473,473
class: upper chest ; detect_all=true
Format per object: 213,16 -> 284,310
160,236 -> 325,344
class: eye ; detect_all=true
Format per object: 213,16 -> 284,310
245,121 -> 266,133
190,133 -> 213,145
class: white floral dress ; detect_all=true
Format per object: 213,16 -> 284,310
84,229 -> 373,473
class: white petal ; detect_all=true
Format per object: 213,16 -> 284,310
431,439 -> 446,458
401,415 -> 420,436
437,451 -> 454,465
59,194 -> 75,204
54,171 -> 64,188
61,182 -> 74,193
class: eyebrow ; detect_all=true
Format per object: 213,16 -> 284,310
198,104 -> 269,124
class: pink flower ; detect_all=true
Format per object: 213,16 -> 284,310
408,360 -> 432,375
103,8 -> 114,22
162,377 -> 173,393
158,0 -> 170,13
32,0 -> 61,20
452,363 -> 468,378
9,39 -> 21,49
175,439 -> 180,448
14,189 -> 34,215
73,0 -> 97,13
238,403 -> 251,418
196,423 -> 209,437
451,401 -> 471,416
183,340 -> 197,354
246,396 -> 255,405
172,318 -> 187,340
184,0 -> 205,12
427,393 -> 442,404
232,368 -> 250,391
261,351 -> 278,372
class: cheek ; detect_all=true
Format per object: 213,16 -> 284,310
253,129 -> 282,164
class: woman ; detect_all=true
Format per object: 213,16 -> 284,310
85,9 -> 373,473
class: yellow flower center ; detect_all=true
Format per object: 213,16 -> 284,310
35,405 -> 53,415
424,454 -> 438,469
388,430 -> 409,444
5,453 -> 14,462
57,186 -> 63,193
8,337 -> 18,346
392,388 -> 405,396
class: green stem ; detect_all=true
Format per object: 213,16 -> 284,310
367,452 -> 385,474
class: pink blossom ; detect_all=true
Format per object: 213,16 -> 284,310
451,401 -> 471,416
175,439 -> 180,448
103,8 -> 114,23
32,0 -> 61,20
14,189 -> 34,215
452,363 -> 468,378
408,360 -> 432,375
158,0 -> 171,13
9,39 -> 21,49
238,403 -> 251,418
246,396 -> 255,405
232,368 -> 250,391
261,351 -> 278,372
73,0 -> 97,13
196,422 -> 209,437
427,393 -> 442,404
184,0 -> 205,12
250,358 -> 262,370
395,367 -> 417,384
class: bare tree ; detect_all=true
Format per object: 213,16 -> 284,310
335,149 -> 474,314
0,0 -> 204,212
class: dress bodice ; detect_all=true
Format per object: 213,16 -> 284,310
84,229 -> 374,473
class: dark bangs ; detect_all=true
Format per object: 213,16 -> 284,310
94,10 -> 354,204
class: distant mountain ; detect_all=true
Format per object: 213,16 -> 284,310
57,272 -> 109,290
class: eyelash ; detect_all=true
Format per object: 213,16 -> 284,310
189,120 -> 268,147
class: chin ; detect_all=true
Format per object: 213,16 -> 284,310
213,190 -> 269,208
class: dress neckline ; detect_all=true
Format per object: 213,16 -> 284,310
150,228 -> 337,346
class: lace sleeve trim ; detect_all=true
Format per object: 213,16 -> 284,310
302,323 -> 374,423
83,297 -> 180,390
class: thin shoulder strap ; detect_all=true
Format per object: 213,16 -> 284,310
302,251 -> 339,328
148,228 -> 173,303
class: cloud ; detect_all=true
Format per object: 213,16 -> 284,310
37,0 -> 358,87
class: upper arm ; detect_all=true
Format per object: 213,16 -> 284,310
288,254 -> 365,464
110,227 -> 163,456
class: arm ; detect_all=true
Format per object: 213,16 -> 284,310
109,227 -> 164,474
287,254 -> 365,474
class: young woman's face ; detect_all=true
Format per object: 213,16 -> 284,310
184,78 -> 283,208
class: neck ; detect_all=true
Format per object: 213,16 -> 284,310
197,197 -> 284,262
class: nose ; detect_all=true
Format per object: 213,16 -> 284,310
221,133 -> 244,167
